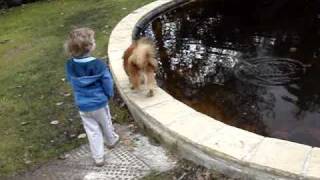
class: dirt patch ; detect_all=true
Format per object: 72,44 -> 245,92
143,160 -> 238,180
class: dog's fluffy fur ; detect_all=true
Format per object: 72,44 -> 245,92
123,37 -> 158,97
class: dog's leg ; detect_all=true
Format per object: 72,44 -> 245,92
146,70 -> 156,97
140,73 -> 145,85
128,76 -> 135,90
127,59 -> 141,90
131,71 -> 141,91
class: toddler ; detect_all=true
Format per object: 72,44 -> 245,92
64,27 -> 119,167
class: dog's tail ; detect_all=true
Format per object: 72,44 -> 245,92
130,40 -> 157,69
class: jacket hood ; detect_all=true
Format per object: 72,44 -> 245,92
70,72 -> 104,87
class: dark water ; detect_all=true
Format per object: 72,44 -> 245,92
139,0 -> 320,147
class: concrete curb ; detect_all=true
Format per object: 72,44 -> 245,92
108,1 -> 320,179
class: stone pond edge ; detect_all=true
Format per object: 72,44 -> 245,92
107,0 -> 320,179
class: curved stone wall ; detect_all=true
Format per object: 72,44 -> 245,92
108,1 -> 320,179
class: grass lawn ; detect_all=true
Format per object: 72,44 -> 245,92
0,0 -> 153,176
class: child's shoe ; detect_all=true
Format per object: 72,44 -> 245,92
106,134 -> 120,149
94,158 -> 104,167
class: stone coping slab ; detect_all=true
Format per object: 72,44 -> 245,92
108,0 -> 320,179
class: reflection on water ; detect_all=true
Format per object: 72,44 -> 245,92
139,0 -> 320,147
234,57 -> 309,86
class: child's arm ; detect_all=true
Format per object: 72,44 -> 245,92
65,62 -> 71,83
100,63 -> 114,99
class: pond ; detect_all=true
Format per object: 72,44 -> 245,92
138,0 -> 320,147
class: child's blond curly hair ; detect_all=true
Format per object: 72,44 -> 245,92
65,27 -> 95,57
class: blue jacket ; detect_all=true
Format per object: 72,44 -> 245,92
65,57 -> 114,112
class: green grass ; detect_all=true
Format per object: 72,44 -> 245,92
0,0 -> 153,176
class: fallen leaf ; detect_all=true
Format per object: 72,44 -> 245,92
77,133 -> 87,139
21,122 -> 29,126
56,102 -> 64,106
24,160 -> 32,164
63,93 -> 71,97
50,120 -> 59,125
58,154 -> 69,160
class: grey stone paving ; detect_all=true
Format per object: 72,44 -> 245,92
13,124 -> 177,180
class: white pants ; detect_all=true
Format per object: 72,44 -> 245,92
79,105 -> 118,161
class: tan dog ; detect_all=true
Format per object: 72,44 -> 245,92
123,37 -> 158,97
